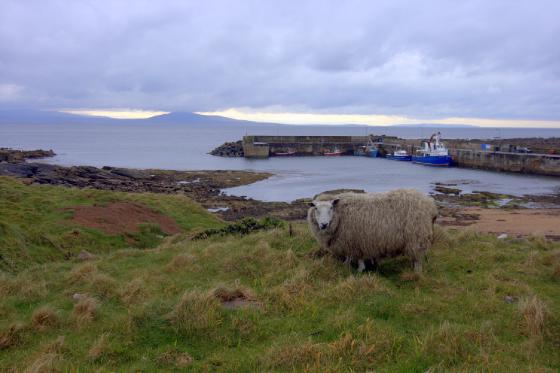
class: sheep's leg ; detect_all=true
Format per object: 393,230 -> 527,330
343,256 -> 352,266
413,258 -> 423,273
357,259 -> 366,273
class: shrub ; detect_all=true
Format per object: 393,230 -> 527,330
192,217 -> 283,240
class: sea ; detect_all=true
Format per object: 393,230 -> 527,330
1,122 -> 559,201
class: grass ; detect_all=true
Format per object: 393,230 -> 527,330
0,176 -> 223,272
0,177 -> 559,371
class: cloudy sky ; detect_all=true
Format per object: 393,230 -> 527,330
1,0 -> 559,127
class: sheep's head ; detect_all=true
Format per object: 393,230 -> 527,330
311,199 -> 339,230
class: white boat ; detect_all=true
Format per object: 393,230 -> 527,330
412,132 -> 453,166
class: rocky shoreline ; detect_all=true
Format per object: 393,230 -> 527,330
0,148 -> 55,163
0,148 -> 308,221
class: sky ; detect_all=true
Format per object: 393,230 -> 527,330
1,0 -> 560,127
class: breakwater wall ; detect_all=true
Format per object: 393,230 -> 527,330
243,135 -> 373,158
241,135 -> 560,176
449,149 -> 560,177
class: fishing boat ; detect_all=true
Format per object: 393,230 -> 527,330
354,145 -> 378,157
366,146 -> 378,158
386,149 -> 411,161
324,147 -> 343,156
412,132 -> 453,166
273,149 -> 296,156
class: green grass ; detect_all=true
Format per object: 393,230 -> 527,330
1,177 -> 559,371
0,176 -> 223,272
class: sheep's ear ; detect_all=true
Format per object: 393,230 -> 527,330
306,200 -> 317,207
332,198 -> 340,207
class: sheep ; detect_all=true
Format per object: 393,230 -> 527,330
307,189 -> 438,273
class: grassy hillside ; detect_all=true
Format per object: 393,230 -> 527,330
0,176 -> 223,272
0,176 -> 559,371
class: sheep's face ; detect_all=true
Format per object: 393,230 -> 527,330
312,199 -> 339,230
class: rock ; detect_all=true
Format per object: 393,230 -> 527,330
210,140 -> 244,157
497,233 -> 508,240
503,295 -> 517,304
109,168 -> 146,179
77,250 -> 96,261
72,293 -> 88,301
435,185 -> 461,195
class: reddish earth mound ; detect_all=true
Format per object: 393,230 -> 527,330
70,202 -> 181,235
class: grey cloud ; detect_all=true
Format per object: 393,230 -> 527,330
0,0 -> 559,120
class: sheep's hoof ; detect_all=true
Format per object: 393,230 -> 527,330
357,259 -> 366,273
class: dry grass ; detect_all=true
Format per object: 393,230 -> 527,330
24,337 -> 66,372
263,319 -> 397,371
24,352 -> 59,373
212,282 -> 256,302
31,305 -> 59,331
88,272 -> 117,299
0,273 -> 48,299
333,274 -> 386,299
518,296 -> 550,338
156,348 -> 193,368
119,278 -> 146,305
421,321 -> 471,365
165,253 -> 196,272
88,333 -> 110,361
168,290 -> 222,336
67,262 -> 97,284
0,323 -> 24,350
552,263 -> 560,281
72,296 -> 98,326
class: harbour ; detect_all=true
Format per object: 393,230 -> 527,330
238,133 -> 560,176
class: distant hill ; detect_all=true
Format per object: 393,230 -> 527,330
0,109 -> 278,127
392,123 -> 479,128
1,109 -> 483,129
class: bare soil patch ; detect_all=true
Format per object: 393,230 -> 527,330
440,207 -> 560,239
70,202 -> 180,235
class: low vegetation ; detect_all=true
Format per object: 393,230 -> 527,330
0,176 -> 222,271
0,177 -> 559,371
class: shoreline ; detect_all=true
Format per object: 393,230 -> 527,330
1,147 -> 560,239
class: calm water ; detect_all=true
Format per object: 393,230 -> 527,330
1,122 -> 559,201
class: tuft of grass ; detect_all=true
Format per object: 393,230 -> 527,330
552,263 -> 560,281
156,348 -> 193,369
31,305 -> 59,331
119,278 -> 146,305
165,253 -> 196,272
518,296 -> 550,338
72,296 -> 98,326
0,323 -> 24,350
168,290 -> 222,336
88,333 -> 110,361
212,282 -> 256,302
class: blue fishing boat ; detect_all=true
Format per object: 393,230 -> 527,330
386,149 -> 411,161
354,145 -> 378,157
367,146 -> 378,158
412,132 -> 453,166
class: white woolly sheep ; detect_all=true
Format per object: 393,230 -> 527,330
307,189 -> 438,272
